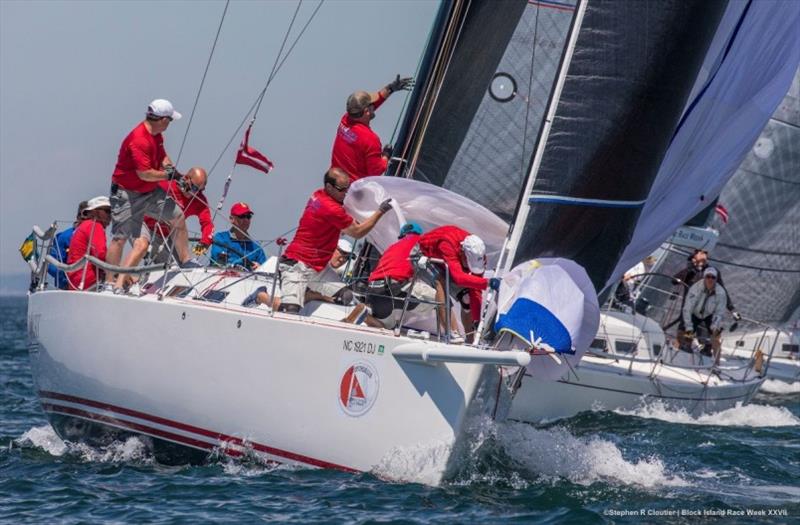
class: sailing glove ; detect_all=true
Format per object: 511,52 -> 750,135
165,164 -> 180,181
387,74 -> 414,93
488,277 -> 501,291
732,311 -> 742,321
192,243 -> 209,256
378,198 -> 393,213
415,256 -> 429,270
382,143 -> 393,159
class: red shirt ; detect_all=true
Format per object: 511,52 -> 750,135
331,93 -> 387,181
112,122 -> 167,193
369,234 -> 420,282
419,226 -> 487,323
284,189 -> 354,271
66,220 -> 107,291
143,181 -> 214,245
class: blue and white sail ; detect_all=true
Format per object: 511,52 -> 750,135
495,258 -> 599,381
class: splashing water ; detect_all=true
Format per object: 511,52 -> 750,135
371,416 -> 686,489
760,379 -> 800,395
615,401 -> 800,427
16,424 -> 153,464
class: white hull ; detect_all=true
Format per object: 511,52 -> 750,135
721,329 -> 800,385
508,310 -> 764,422
27,289 -> 511,483
509,354 -> 763,422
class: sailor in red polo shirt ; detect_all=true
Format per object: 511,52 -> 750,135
418,225 -> 500,343
279,167 -> 392,313
366,222 -> 439,330
107,99 -> 190,290
140,167 -> 214,264
331,75 -> 413,182
67,196 -> 112,291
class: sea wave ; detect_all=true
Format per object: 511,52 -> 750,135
760,379 -> 800,395
615,401 -> 800,427
16,424 -> 153,464
372,418 -> 686,489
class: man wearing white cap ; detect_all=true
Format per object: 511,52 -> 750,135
106,99 -> 190,288
418,225 -> 500,343
682,266 -> 728,363
66,196 -> 112,291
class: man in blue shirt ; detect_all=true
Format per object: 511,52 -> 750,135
210,202 -> 267,270
48,200 -> 88,289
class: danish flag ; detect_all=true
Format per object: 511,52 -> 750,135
715,203 -> 729,224
235,124 -> 274,174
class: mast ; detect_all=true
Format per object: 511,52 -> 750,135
502,0 -> 587,272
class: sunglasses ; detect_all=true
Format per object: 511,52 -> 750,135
328,182 -> 349,193
235,213 -> 253,220
188,183 -> 204,193
705,275 -> 717,280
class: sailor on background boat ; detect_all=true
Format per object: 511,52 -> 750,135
209,202 -> 266,270
682,266 -> 728,364
135,167 -> 214,266
331,75 -> 413,181
278,167 -> 392,313
107,99 -> 190,291
417,226 -> 501,343
48,200 -> 88,289
66,196 -> 112,291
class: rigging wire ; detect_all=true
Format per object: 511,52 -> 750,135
208,0 -> 325,177
175,0 -> 231,166
519,4 -> 541,188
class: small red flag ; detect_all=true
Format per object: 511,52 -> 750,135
715,203 -> 729,224
235,124 -> 274,174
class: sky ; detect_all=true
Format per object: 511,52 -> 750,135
0,0 -> 439,280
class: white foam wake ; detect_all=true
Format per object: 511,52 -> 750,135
16,424 -> 152,463
495,421 -> 687,488
371,418 -> 686,488
760,379 -> 800,395
616,401 -> 800,427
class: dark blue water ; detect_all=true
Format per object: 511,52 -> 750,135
2,296 -> 798,523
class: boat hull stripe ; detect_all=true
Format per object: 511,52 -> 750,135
38,390 -> 358,472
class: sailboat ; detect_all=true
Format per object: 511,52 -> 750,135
24,0 -> 798,482
713,68 -> 800,386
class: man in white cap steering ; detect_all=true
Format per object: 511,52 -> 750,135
106,99 -> 191,291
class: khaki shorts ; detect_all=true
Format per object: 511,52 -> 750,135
111,185 -> 179,241
279,260 -> 346,307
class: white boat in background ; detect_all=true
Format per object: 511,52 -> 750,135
722,325 -> 800,386
508,309 -> 765,423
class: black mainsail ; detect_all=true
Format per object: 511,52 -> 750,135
396,0 -> 728,291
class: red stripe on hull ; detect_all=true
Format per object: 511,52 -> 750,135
39,390 -> 358,473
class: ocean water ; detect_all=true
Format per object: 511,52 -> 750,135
1,296 -> 798,523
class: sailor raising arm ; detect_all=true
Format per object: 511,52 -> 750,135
331,75 -> 413,182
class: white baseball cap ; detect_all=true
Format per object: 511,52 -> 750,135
85,196 -> 111,210
461,234 -> 486,275
337,238 -> 353,255
704,267 -> 718,279
147,99 -> 182,120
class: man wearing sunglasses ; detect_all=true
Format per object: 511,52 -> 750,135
331,75 -> 414,182
210,202 -> 267,270
682,266 -> 728,363
107,98 -> 191,289
138,167 -> 214,265
279,167 -> 391,315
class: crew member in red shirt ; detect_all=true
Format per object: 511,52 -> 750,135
107,99 -> 190,291
418,225 -> 500,343
279,167 -> 392,314
67,196 -> 112,291
139,167 -> 214,265
331,75 -> 413,182
366,222 -> 440,330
